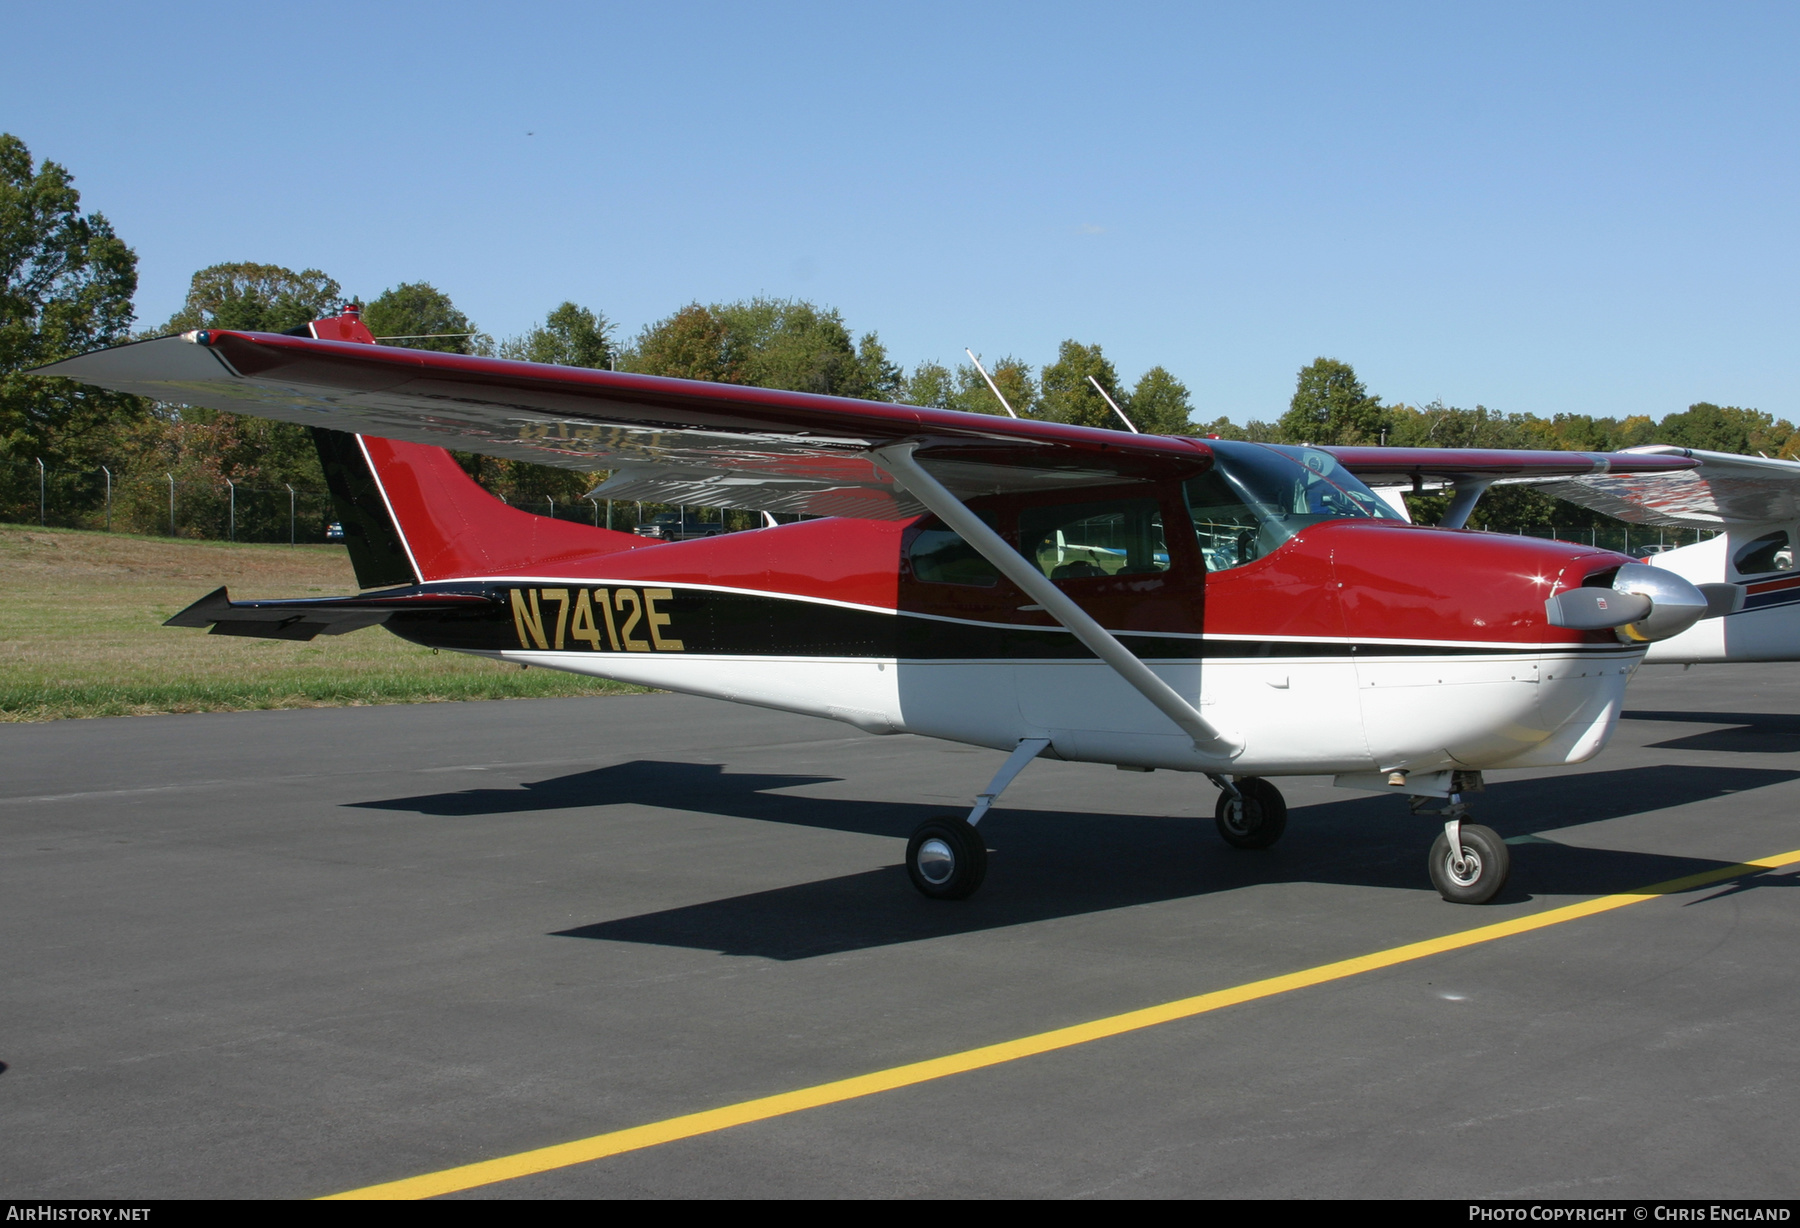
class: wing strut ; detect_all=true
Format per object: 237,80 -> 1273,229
872,443 -> 1242,763
1439,477 -> 1494,529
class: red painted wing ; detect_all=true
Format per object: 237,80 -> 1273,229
37,328 -> 1215,519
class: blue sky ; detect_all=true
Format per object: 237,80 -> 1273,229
5,2 -> 1795,425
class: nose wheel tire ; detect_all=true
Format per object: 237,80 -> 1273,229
1428,823 -> 1510,904
906,817 -> 989,900
1214,777 -> 1287,849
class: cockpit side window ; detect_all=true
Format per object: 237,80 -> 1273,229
1185,470 -> 1267,572
1185,442 -> 1398,572
1018,499 -> 1170,581
1733,530 -> 1794,576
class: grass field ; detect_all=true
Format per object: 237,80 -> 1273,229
0,525 -> 645,721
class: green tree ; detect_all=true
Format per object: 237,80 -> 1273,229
1192,415 -> 1247,440
1654,402 -> 1794,456
363,282 -> 486,354
0,133 -> 141,521
903,361 -> 957,409
713,297 -> 900,399
499,301 -> 614,369
1278,357 -> 1385,445
132,261 -> 350,514
910,356 -> 1039,417
1039,340 -> 1125,429
1386,401 -> 1520,449
624,303 -> 743,382
1610,415 -> 1659,450
950,356 -> 1037,417
627,297 -> 901,400
1126,366 -> 1194,435
160,262 -> 341,334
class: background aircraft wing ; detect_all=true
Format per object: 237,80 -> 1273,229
1323,446 -> 1697,487
36,330 -> 1218,520
1522,446 -> 1800,527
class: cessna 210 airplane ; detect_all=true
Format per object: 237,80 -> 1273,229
37,308 -> 1716,905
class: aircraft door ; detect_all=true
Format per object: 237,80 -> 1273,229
1010,490 -> 1207,746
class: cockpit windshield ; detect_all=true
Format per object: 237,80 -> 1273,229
1186,441 -> 1400,572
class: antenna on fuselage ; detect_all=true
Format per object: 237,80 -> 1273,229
1087,374 -> 1139,433
964,348 -> 1019,418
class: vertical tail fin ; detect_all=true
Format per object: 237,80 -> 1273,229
300,306 -> 648,588
311,429 -> 648,587
312,428 -> 420,588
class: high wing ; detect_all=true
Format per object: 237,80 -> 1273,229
35,324 -> 1699,521
1523,445 -> 1800,528
35,328 -> 1219,519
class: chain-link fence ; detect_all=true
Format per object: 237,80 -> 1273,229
1,460 -> 339,542
0,461 -> 779,542
1515,525 -> 1720,555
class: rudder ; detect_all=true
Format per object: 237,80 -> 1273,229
313,428 -> 418,588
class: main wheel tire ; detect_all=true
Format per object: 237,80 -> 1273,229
906,817 -> 989,900
1214,777 -> 1287,849
1427,823 -> 1510,904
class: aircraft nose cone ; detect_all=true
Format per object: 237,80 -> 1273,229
1611,562 -> 1709,643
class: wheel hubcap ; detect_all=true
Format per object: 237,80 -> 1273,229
917,837 -> 956,885
1446,846 -> 1482,887
1225,801 -> 1255,835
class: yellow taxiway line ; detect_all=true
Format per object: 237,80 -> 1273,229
325,847 -> 1800,1200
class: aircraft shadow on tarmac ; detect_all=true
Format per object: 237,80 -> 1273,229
353,761 -> 1800,961
1625,710 -> 1800,755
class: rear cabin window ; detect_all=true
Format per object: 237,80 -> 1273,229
908,519 -> 1000,587
1019,499 -> 1169,581
1734,531 -> 1794,576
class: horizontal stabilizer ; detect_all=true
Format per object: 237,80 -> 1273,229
165,586 -> 496,642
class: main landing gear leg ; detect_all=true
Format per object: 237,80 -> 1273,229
1209,774 -> 1287,849
906,738 -> 1051,901
1411,772 -> 1510,904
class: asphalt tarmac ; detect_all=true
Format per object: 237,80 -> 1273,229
4,662 -> 1799,1199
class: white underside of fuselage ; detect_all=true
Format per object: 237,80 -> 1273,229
468,644 -> 1641,779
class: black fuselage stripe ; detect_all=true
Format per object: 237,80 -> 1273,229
384,583 -> 1631,661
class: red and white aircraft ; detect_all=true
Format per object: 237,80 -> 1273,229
39,308 -> 1713,905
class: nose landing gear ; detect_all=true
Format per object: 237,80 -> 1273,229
1427,821 -> 1509,903
1412,777 -> 1510,904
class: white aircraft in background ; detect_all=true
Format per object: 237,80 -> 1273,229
1523,447 -> 1800,665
